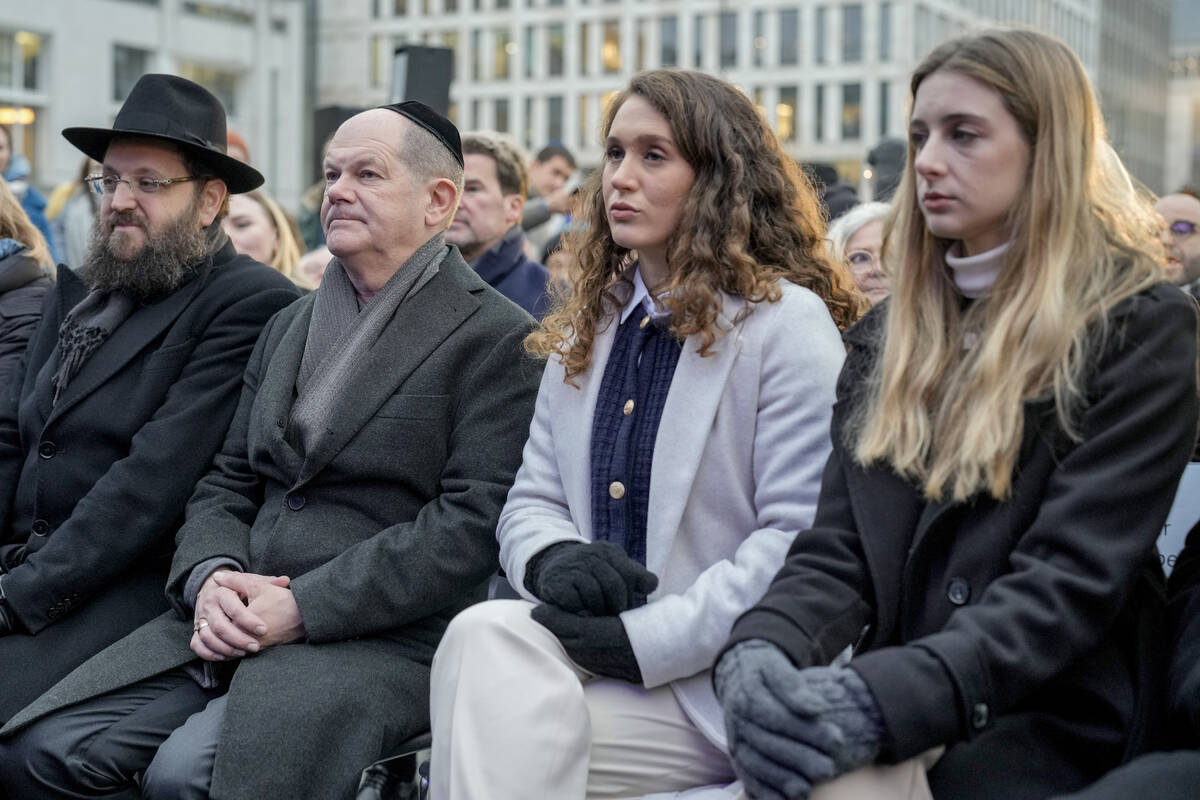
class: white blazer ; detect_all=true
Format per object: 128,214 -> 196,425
499,279 -> 845,749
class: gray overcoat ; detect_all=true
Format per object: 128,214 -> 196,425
1,248 -> 542,800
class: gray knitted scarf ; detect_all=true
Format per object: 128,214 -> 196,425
289,234 -> 448,455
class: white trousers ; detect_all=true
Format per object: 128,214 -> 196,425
429,599 -> 735,800
429,599 -> 937,800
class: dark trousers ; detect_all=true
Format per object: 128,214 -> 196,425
0,669 -> 222,800
1051,751 -> 1200,800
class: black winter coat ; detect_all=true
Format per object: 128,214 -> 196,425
0,247 -> 50,389
726,284 -> 1199,799
0,244 -> 299,722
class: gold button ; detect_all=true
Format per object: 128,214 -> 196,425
609,481 -> 626,500
639,315 -> 650,329
623,399 -> 635,415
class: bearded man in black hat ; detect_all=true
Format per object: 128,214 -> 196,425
0,74 -> 299,725
0,103 -> 539,800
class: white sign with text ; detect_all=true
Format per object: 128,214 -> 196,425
1160,463 -> 1200,577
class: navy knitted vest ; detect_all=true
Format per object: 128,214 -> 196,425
589,303 -> 682,565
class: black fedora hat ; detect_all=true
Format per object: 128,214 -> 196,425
62,74 -> 263,194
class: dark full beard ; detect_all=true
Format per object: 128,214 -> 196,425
80,200 -> 213,303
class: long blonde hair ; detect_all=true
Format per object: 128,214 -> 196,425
853,28 -> 1165,501
526,70 -> 863,379
0,178 -> 52,268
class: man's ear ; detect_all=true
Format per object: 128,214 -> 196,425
197,179 -> 228,227
502,193 -> 525,228
425,178 -> 459,229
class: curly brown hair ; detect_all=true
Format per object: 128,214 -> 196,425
527,70 -> 863,381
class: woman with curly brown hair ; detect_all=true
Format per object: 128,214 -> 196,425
427,69 -> 862,799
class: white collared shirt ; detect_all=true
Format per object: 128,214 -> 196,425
619,266 -> 672,324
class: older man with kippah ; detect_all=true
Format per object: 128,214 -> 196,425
0,101 -> 541,800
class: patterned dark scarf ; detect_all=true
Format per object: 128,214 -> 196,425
50,290 -> 137,405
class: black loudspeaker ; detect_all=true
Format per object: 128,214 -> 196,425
390,46 -> 454,115
310,105 -> 364,183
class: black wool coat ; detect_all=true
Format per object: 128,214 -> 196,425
726,283 -> 1199,799
0,245 -> 300,722
3,249 -> 542,800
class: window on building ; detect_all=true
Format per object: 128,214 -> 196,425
495,28 -> 513,80
815,7 -> 827,65
815,84 -> 825,141
579,95 -> 591,148
841,82 -> 861,139
637,19 -> 648,71
495,98 -> 510,133
524,26 -> 536,78
17,31 -> 40,92
393,0 -> 407,14
548,95 -> 564,143
602,20 -> 621,74
879,1 -> 892,61
779,9 -> 799,65
879,79 -> 890,136
842,4 -> 863,63
471,29 -> 483,81
0,33 -> 12,89
580,22 -> 590,75
693,14 -> 705,69
497,0 -> 510,9
440,31 -> 459,80
548,23 -> 565,76
753,11 -> 766,68
525,96 -> 536,149
719,12 -> 738,69
445,0 -> 458,12
113,45 -> 152,102
752,86 -> 765,118
471,98 -> 482,128
0,31 -> 43,93
177,62 -> 240,115
659,16 -> 678,67
778,86 -> 798,142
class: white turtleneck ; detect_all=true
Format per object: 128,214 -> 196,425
944,240 -> 1011,299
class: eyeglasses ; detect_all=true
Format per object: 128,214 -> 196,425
85,173 -> 200,197
845,250 -> 881,270
1168,220 -> 1198,240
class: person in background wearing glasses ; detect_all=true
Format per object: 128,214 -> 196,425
0,74 -> 298,729
1155,192 -> 1200,300
827,201 -> 892,306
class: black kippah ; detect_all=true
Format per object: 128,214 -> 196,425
377,101 -> 464,167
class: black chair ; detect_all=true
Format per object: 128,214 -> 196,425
357,731 -> 432,800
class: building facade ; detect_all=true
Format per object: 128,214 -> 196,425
0,0 -> 308,209
321,0 -> 1114,190
1166,0 -> 1200,191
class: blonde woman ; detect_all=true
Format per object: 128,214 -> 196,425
222,190 -> 311,289
827,201 -> 891,305
716,28 -> 1198,800
0,179 -> 51,386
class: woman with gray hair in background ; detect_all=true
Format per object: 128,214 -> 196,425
827,201 -> 891,305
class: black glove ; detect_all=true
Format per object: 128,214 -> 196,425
715,639 -> 884,800
531,603 -> 643,683
525,540 -> 658,617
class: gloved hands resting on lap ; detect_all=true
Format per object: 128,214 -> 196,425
526,540 -> 659,616
532,604 -> 643,683
714,639 -> 884,800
